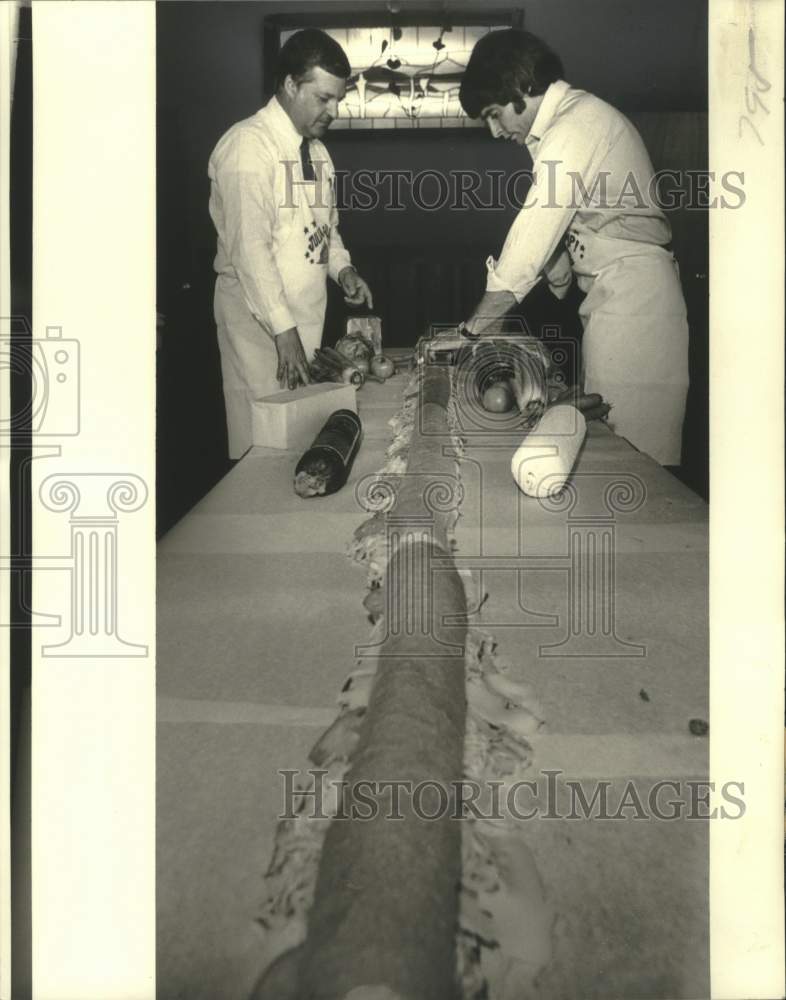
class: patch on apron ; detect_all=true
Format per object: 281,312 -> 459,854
304,219 -> 330,265
565,229 -> 586,262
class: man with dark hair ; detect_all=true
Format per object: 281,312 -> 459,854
274,25 -> 352,91
457,29 -> 689,466
209,29 -> 372,458
459,28 -> 564,114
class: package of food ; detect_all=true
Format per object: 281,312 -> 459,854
345,316 -> 383,356
251,382 -> 357,450
334,334 -> 373,366
511,404 -> 586,498
293,409 -> 363,498
309,346 -> 365,386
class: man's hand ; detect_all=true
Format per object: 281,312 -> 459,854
338,266 -> 374,309
274,328 -> 311,390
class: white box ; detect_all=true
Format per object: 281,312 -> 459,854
250,382 -> 358,450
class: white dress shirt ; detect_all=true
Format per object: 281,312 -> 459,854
486,80 -> 671,301
208,95 -> 352,337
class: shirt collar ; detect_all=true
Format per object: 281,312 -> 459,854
526,79 -> 570,146
265,95 -> 306,152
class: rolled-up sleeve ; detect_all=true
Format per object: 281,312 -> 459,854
486,114 -> 612,302
210,132 -> 295,336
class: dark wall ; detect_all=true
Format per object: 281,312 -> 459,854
156,1 -> 709,533
157,0 -> 708,289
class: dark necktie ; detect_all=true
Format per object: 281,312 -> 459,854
300,137 -> 315,181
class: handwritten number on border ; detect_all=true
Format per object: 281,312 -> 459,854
738,27 -> 770,147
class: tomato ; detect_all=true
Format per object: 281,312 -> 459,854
482,382 -> 514,413
370,356 -> 395,379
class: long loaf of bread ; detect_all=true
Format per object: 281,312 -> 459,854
300,366 -> 467,1000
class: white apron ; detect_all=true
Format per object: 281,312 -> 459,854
565,227 -> 690,466
215,168 -> 332,458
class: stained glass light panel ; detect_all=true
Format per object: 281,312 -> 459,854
280,25 -> 506,129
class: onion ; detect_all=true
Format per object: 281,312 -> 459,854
370,356 -> 395,379
482,382 -> 514,413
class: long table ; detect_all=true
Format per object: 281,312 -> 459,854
157,363 -> 709,999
